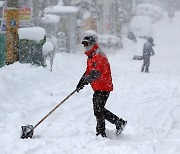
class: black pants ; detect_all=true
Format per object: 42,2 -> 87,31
141,57 -> 150,72
93,91 -> 119,134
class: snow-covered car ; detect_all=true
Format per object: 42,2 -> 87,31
128,16 -> 153,37
98,34 -> 122,48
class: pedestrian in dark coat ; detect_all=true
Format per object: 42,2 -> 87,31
76,35 -> 127,137
127,32 -> 137,43
168,9 -> 175,23
141,37 -> 155,73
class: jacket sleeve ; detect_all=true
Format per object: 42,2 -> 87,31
85,70 -> 101,83
84,56 -> 102,83
78,74 -> 89,85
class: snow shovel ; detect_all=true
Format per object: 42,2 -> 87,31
132,55 -> 143,60
21,89 -> 77,139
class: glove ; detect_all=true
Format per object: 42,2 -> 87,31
76,77 -> 88,92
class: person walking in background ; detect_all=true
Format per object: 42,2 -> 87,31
127,31 -> 137,43
76,35 -> 127,137
141,37 -> 155,73
168,9 -> 175,23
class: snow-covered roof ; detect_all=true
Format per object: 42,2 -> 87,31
18,27 -> 46,42
44,5 -> 79,14
41,14 -> 60,24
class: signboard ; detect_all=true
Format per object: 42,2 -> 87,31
1,7 -> 31,31
19,7 -> 31,27
6,9 -> 19,64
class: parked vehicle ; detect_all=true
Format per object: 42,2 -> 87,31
98,34 -> 122,48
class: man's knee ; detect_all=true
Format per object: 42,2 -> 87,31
94,107 -> 103,118
94,109 -> 100,117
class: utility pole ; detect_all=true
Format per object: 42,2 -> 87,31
6,0 -> 19,64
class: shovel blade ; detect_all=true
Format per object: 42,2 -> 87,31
21,125 -> 34,139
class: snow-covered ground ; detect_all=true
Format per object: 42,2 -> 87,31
1,12 -> 180,154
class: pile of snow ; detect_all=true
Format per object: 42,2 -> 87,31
153,5 -> 164,20
18,27 -> 46,42
136,3 -> 164,22
129,16 -> 153,37
129,3 -> 163,37
42,41 -> 54,55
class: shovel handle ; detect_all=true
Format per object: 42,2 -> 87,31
33,89 -> 77,129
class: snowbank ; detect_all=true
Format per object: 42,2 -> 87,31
18,27 -> 46,42
129,4 -> 163,37
42,41 -> 54,55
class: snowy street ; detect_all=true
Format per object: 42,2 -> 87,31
0,12 -> 180,154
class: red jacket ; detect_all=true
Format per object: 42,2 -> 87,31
84,44 -> 113,91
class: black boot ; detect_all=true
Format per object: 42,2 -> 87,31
141,67 -> 144,72
115,119 -> 127,135
145,68 -> 149,73
96,132 -> 106,137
